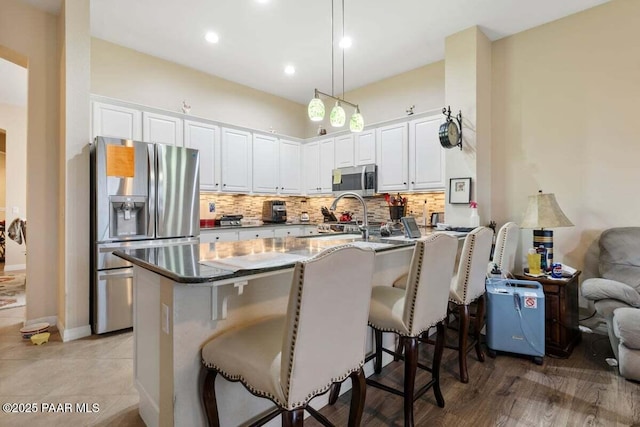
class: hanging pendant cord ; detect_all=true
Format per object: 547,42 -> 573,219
342,0 -> 345,99
331,0 -> 334,97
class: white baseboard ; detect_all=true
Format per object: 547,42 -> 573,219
136,379 -> 159,427
57,321 -> 92,342
4,263 -> 26,272
25,315 -> 58,328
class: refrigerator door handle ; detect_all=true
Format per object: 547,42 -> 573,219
148,143 -> 156,238
98,270 -> 134,281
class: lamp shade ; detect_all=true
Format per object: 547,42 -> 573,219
330,101 -> 345,127
308,97 -> 325,122
520,192 -> 573,229
349,107 -> 364,132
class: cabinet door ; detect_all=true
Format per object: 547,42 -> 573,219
274,227 -> 302,238
201,230 -> 239,243
238,228 -> 275,241
278,139 -> 301,194
221,128 -> 252,193
303,142 -> 320,194
142,112 -> 183,146
334,134 -> 355,168
92,101 -> 142,140
355,130 -> 376,165
184,120 -> 219,191
319,138 -> 335,193
409,117 -> 445,190
376,123 -> 408,192
252,133 -> 279,194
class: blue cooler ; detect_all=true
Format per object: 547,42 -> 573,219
486,278 -> 545,363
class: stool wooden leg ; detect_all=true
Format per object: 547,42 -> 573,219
432,322 -> 445,408
394,336 -> 404,361
474,294 -> 486,363
282,408 -> 304,427
328,382 -> 341,405
202,370 -> 220,427
458,304 -> 470,383
403,337 -> 418,427
374,329 -> 383,374
347,368 -> 366,427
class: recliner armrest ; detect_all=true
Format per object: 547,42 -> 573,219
581,278 -> 640,307
613,308 -> 640,349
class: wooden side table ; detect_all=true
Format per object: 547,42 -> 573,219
514,272 -> 582,358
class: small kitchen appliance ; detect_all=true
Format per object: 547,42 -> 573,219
215,215 -> 243,227
262,200 -> 287,223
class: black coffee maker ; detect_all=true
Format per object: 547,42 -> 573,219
262,200 -> 287,223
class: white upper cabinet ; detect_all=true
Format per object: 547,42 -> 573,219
334,134 -> 355,168
184,120 -> 220,191
221,128 -> 252,193
252,133 -> 279,194
142,112 -> 183,146
376,123 -> 409,192
278,139 -> 301,194
319,138 -> 335,193
355,130 -> 376,165
409,116 -> 445,190
303,141 -> 321,194
92,101 -> 142,140
303,138 -> 333,195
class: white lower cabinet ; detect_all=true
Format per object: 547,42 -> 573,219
239,229 -> 275,241
200,230 -> 239,243
274,227 -> 302,238
303,226 -> 320,236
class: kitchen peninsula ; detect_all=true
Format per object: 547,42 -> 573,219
116,234 -> 421,427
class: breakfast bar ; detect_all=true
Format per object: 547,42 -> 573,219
116,234 -> 421,427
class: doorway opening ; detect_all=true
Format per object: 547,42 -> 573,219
0,56 -> 28,319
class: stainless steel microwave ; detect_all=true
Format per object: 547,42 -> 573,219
332,164 -> 377,197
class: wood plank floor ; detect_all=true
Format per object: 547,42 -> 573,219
309,333 -> 640,427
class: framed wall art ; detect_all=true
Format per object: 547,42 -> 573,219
449,177 -> 472,204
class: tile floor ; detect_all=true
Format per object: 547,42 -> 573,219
0,306 -> 144,427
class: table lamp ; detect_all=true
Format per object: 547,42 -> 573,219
520,190 -> 573,266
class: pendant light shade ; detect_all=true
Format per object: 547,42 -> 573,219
349,106 -> 364,132
330,101 -> 346,127
308,96 -> 325,122
306,0 -> 363,131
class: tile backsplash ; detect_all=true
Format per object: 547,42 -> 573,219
200,192 -> 445,225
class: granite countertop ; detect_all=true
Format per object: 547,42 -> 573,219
201,222 -> 316,231
114,235 -> 414,284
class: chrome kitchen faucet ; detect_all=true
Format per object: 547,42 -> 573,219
330,192 -> 369,240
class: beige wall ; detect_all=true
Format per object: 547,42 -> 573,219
91,38 -> 308,138
57,0 -> 91,339
492,0 -> 640,277
0,104 -> 27,268
0,0 -> 59,321
308,62 -> 445,137
0,135 -> 5,222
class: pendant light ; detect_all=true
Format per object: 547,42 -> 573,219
307,0 -> 364,133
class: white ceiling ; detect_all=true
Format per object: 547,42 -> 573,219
0,59 -> 28,107
28,0 -> 610,105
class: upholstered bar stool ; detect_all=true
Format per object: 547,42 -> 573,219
201,245 -> 376,427
332,234 -> 458,427
445,226 -> 494,383
491,222 -> 520,275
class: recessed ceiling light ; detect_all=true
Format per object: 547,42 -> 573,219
284,65 -> 295,76
339,36 -> 352,49
205,32 -> 219,44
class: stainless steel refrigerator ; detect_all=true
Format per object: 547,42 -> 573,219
90,136 -> 200,334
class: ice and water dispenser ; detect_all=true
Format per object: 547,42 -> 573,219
109,195 -> 149,238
